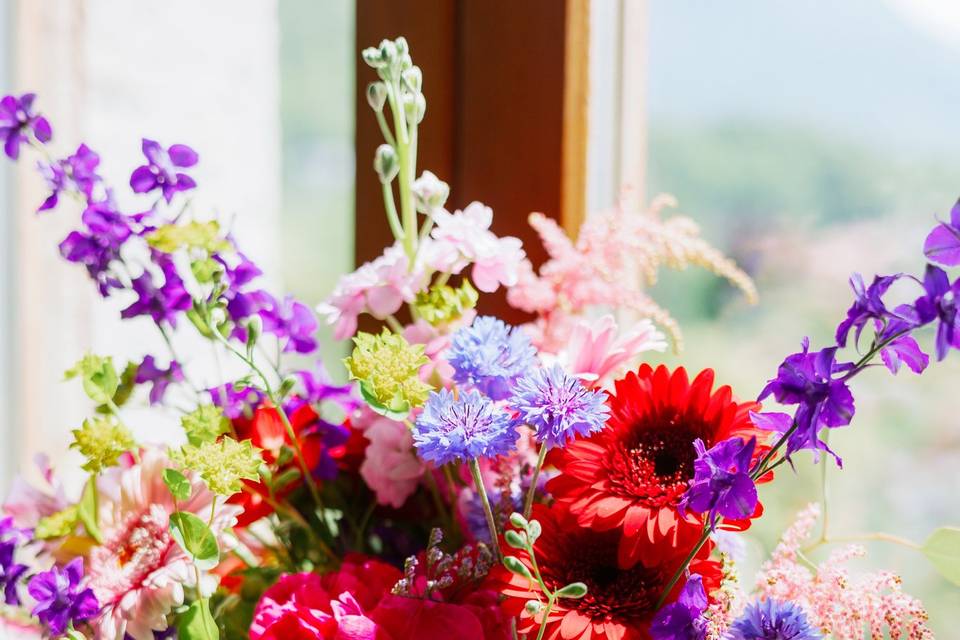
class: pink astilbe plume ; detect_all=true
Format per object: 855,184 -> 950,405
507,193 -> 757,351
754,503 -> 933,640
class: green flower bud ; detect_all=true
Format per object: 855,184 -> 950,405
402,66 -> 423,94
366,81 -> 388,112
404,93 -> 426,125
374,144 -> 400,183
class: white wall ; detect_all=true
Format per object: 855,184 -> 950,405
7,0 -> 282,488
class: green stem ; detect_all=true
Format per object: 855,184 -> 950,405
534,597 -> 555,640
523,442 -> 549,519
385,314 -> 404,333
212,328 -> 323,509
818,430 -> 830,544
374,110 -> 396,147
386,79 -> 416,259
382,180 -> 405,242
469,458 -> 502,562
656,523 -> 713,609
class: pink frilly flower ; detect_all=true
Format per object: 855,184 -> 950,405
427,202 -> 525,293
355,411 -> 425,509
251,554 -> 401,640
2,454 -> 68,532
317,243 -> 428,340
86,448 -> 240,640
551,314 -> 667,387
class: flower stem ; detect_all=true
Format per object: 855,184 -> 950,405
523,442 -> 549,519
534,597 -> 555,640
469,458 -> 502,562
656,521 -> 713,609
382,180 -> 405,242
211,328 -> 323,510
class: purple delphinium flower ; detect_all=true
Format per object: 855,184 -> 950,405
37,143 -> 102,211
209,382 -> 265,420
923,199 -> 960,267
447,316 -> 537,401
134,355 -> 184,405
650,574 -> 708,640
294,363 -> 360,412
911,264 -> 960,361
680,436 -> 758,524
59,203 -> 134,295
758,338 -> 854,465
725,598 -> 822,640
27,558 -> 99,636
835,273 -> 902,348
0,517 -> 29,606
129,138 -> 198,203
413,388 -> 518,465
876,318 -> 929,375
0,93 -> 52,159
260,295 -> 319,354
508,364 -> 609,448
120,254 -> 191,325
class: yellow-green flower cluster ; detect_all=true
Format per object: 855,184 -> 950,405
147,220 -> 231,254
35,505 -> 79,539
344,329 -> 431,419
70,416 -> 135,473
173,437 -> 262,496
65,354 -> 119,405
181,404 -> 230,446
414,280 -> 478,326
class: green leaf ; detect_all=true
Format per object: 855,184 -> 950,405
163,468 -> 193,502
65,629 -> 88,640
65,354 -> 119,405
922,526 -> 960,586
77,477 -> 102,544
359,382 -> 410,420
170,511 -> 220,570
113,361 -> 140,407
178,598 -> 219,640
554,582 -> 588,599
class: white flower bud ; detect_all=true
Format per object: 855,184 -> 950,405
413,171 -> 449,214
366,82 -> 388,112
403,66 -> 423,94
373,144 -> 399,183
404,92 -> 426,124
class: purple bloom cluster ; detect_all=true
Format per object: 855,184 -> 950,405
758,338 -> 854,465
758,197 -> 960,469
135,355 -> 184,405
0,517 -> 28,606
680,436 -> 758,524
27,558 -> 99,636
413,388 -> 518,465
209,382 -> 266,420
447,316 -> 537,400
121,253 -> 192,326
650,574 -> 707,640
129,138 -> 198,202
0,93 -> 51,159
508,364 -> 609,448
38,143 -> 103,211
725,598 -> 821,640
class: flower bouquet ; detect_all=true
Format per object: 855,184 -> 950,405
0,36 -> 956,640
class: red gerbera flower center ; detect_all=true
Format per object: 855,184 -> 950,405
605,415 -> 704,509
540,527 -> 665,624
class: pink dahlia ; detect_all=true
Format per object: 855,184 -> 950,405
86,448 -> 240,640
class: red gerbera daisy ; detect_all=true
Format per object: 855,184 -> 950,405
491,505 -> 721,640
547,364 -> 769,568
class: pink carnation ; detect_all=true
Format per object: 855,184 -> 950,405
318,243 -> 427,340
356,413 -> 424,509
427,202 -> 526,293
86,448 -> 240,640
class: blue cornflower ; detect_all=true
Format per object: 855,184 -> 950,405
509,364 -> 609,448
413,388 -> 518,465
650,574 -> 708,640
680,436 -> 758,524
725,598 -> 822,640
447,316 -> 536,400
